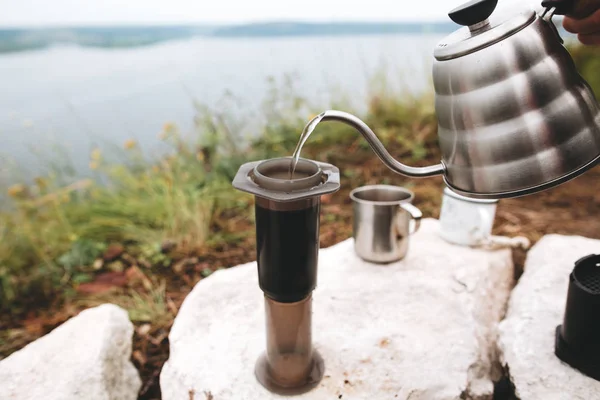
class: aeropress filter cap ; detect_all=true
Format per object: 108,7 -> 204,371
555,254 -> 600,381
232,157 -> 340,202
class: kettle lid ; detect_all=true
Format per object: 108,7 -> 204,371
434,0 -> 536,61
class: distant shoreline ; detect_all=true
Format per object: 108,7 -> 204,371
0,21 -> 455,54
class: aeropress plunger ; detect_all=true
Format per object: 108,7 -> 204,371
232,157 -> 340,394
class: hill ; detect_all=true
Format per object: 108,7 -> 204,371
0,21 -> 454,53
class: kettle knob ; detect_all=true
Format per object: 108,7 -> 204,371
448,0 -> 498,27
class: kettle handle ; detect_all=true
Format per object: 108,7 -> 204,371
542,0 -> 597,18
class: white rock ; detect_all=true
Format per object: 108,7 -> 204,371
499,234 -> 600,400
161,219 -> 514,400
0,304 -> 141,400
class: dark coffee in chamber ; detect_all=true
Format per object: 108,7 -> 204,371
255,202 -> 319,303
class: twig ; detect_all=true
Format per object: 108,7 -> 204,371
139,367 -> 161,396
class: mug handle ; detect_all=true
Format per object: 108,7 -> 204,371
400,203 -> 422,235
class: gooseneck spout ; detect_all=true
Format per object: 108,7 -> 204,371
318,110 -> 446,178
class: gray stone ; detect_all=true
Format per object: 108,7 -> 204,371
0,304 -> 141,400
161,219 -> 514,400
499,234 -> 600,400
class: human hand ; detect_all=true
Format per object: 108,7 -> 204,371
562,0 -> 600,45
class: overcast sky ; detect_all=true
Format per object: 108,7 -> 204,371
0,0 -> 537,27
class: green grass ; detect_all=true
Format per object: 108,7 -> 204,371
568,44 -> 600,98
0,44 -> 598,316
0,119 -> 241,312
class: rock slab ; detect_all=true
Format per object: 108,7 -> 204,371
0,304 -> 141,400
499,234 -> 600,400
161,219 -> 514,400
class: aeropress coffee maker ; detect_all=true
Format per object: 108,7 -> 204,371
232,157 -> 340,394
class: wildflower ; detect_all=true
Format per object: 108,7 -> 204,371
69,233 -> 78,242
89,161 -> 99,170
152,166 -> 160,173
124,139 -> 137,150
90,148 -> 102,161
34,177 -> 47,189
159,122 -> 176,140
7,184 -> 25,198
196,152 -> 204,162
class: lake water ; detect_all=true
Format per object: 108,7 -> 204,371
0,34 -> 443,184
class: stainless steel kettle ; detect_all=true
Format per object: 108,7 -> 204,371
315,0 -> 600,199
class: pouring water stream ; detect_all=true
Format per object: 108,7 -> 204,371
289,113 -> 326,179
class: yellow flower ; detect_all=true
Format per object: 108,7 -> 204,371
196,152 -> 204,162
89,161 -> 99,170
152,166 -> 160,173
124,139 -> 137,150
163,122 -> 174,132
7,184 -> 25,198
69,233 -> 78,242
90,148 -> 102,161
34,177 -> 47,189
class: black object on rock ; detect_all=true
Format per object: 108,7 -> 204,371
555,254 -> 600,381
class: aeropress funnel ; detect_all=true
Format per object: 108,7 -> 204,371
232,157 -> 340,394
555,254 -> 600,381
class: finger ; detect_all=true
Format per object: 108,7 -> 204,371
578,32 -> 600,45
563,9 -> 600,35
568,0 -> 600,19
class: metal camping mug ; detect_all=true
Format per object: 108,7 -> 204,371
439,187 -> 499,246
350,185 -> 422,263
